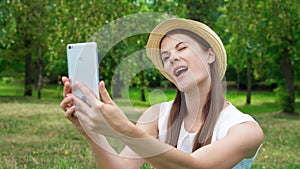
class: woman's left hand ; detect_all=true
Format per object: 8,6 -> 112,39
72,80 -> 135,138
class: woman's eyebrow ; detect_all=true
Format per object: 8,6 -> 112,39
160,51 -> 169,56
160,41 -> 187,55
175,42 -> 187,49
175,42 -> 183,48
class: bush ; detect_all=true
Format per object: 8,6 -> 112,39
274,85 -> 295,113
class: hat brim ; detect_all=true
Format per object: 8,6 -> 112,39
146,18 -> 227,82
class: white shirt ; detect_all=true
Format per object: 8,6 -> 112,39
157,100 -> 261,169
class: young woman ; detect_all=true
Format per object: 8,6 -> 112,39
60,18 -> 264,169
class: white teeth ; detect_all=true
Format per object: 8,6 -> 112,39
175,67 -> 188,77
176,67 -> 185,74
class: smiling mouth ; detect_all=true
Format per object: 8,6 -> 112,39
174,66 -> 188,77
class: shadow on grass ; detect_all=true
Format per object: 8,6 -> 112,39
272,111 -> 300,121
0,96 -> 61,104
236,102 -> 300,115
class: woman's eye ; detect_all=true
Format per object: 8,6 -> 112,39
178,46 -> 186,51
161,52 -> 170,62
163,56 -> 169,62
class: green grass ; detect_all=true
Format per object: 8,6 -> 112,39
0,84 -> 299,168
0,99 -> 97,168
252,113 -> 300,169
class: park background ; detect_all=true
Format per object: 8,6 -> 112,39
0,0 -> 299,168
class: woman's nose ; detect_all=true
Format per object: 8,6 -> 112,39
169,52 -> 180,64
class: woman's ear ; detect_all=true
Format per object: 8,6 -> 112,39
207,48 -> 216,64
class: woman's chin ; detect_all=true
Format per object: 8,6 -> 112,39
176,77 -> 208,93
176,82 -> 197,93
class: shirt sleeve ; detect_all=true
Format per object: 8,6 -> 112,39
212,103 -> 258,142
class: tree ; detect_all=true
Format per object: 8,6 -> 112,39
12,1 -> 35,96
0,1 -> 23,79
183,0 -> 224,27
261,0 -> 299,113
1,1 -> 51,97
220,0 -> 299,113
218,1 -> 264,105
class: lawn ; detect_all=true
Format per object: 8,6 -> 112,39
0,84 -> 299,168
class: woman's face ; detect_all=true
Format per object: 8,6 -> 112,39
160,33 -> 215,92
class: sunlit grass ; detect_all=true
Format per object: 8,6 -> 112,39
252,113 -> 300,169
0,100 -> 96,168
0,84 -> 299,168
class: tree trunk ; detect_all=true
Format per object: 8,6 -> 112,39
141,71 -> 146,102
281,48 -> 295,113
139,51 -> 147,102
112,73 -> 122,98
24,39 -> 32,97
37,46 -> 43,99
36,0 -> 43,99
236,70 -> 240,92
246,57 -> 252,105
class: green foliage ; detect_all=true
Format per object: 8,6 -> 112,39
0,0 -> 299,108
274,85 -> 295,113
0,0 -> 17,49
218,0 -> 300,112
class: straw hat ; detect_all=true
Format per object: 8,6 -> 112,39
146,18 -> 227,82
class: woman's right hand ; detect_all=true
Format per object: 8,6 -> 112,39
60,76 -> 86,135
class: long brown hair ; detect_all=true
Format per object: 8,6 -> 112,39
162,29 -> 225,151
